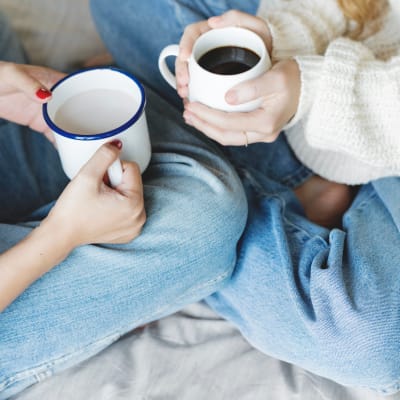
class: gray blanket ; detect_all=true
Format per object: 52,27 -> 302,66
12,302 -> 400,400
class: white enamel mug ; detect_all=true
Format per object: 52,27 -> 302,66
43,67 -> 151,187
158,27 -> 271,112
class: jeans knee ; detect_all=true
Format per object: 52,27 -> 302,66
185,169 -> 247,279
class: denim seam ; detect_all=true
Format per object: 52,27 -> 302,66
280,165 -> 314,189
0,267 -> 231,392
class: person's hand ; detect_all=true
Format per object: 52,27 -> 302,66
183,59 -> 301,145
44,141 -> 146,248
176,10 -> 272,99
0,61 -> 65,143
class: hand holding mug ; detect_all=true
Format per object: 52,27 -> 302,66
159,10 -> 272,112
174,10 -> 273,101
183,59 -> 301,146
159,10 -> 301,146
43,67 -> 152,187
46,141 -> 146,247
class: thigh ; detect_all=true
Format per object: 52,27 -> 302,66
207,174 -> 400,392
90,0 -> 261,106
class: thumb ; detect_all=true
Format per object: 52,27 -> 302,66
226,62 -> 288,104
0,62 -> 52,102
79,140 -> 122,182
225,71 -> 273,105
118,161 -> 143,198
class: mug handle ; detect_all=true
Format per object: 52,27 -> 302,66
158,44 -> 179,89
108,158 -> 123,187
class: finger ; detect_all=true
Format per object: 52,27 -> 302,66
21,65 -> 66,93
117,161 -> 143,198
185,101 -> 266,133
184,109 -> 252,146
175,57 -> 189,98
177,21 -> 211,97
0,62 -> 52,102
79,141 -> 122,182
178,20 -> 211,62
208,10 -> 271,48
226,69 -> 279,105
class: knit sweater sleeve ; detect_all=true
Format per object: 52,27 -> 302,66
257,0 -> 347,60
290,37 -> 400,171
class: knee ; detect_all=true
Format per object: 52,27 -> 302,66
133,154 -> 248,299
178,166 -> 248,279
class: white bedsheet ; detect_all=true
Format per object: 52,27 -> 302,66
12,302 -> 400,400
1,2 -> 399,399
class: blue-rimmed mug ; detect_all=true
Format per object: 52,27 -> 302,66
43,67 -> 151,187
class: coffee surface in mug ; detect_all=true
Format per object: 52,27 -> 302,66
54,89 -> 137,135
198,46 -> 260,75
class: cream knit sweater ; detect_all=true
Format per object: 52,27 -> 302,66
257,0 -> 400,184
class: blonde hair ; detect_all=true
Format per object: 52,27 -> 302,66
337,0 -> 387,37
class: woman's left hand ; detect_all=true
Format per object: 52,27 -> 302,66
0,61 -> 65,143
183,59 -> 301,146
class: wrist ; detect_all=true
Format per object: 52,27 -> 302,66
35,215 -> 77,266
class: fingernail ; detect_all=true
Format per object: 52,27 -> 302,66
226,90 -> 237,104
36,88 -> 52,100
110,139 -> 123,149
208,16 -> 221,25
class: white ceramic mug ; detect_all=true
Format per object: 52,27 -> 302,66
43,67 -> 151,187
158,27 -> 271,112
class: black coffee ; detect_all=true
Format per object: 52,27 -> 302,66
198,46 -> 260,75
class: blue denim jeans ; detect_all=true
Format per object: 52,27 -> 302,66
90,0 -> 400,394
0,11 -> 248,399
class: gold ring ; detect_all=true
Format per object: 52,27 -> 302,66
242,131 -> 249,147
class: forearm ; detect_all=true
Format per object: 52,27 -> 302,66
0,218 -> 74,312
292,38 -> 400,170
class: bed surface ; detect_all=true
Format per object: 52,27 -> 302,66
11,302 -> 400,400
1,1 -> 399,399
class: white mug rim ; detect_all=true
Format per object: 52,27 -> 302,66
42,66 -> 146,141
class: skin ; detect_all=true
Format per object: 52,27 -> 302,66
176,10 -> 301,146
0,61 -> 146,312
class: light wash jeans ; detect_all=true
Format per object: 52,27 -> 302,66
90,0 -> 400,394
0,11 -> 248,400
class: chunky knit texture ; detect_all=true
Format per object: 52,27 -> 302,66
257,0 -> 400,184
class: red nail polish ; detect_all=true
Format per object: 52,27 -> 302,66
110,139 -> 123,149
36,88 -> 52,99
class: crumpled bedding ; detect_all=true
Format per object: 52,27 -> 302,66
1,1 -> 399,399
11,302 -> 400,400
